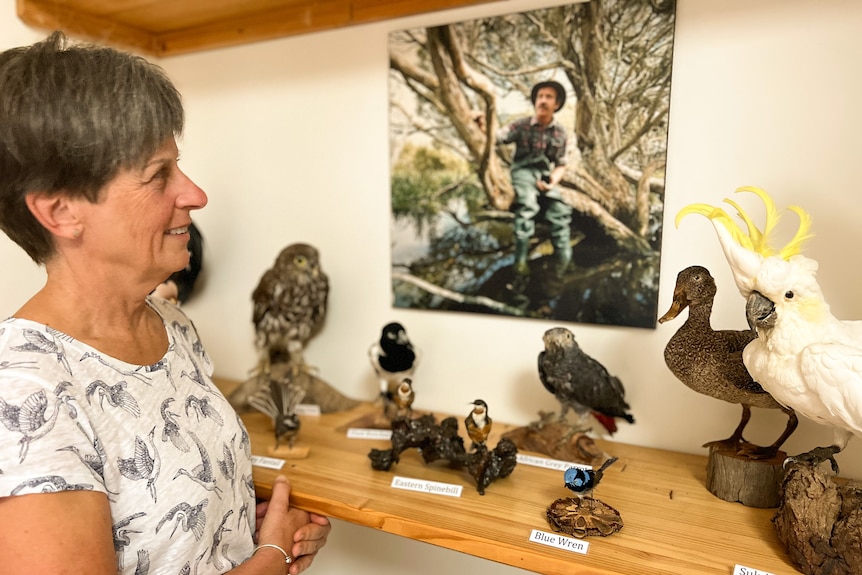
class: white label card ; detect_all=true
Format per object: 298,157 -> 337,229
391,476 -> 463,497
733,565 -> 775,575
251,455 -> 285,470
294,403 -> 321,416
346,428 -> 393,440
517,453 -> 590,472
529,529 -> 589,555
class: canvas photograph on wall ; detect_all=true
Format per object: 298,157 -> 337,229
388,0 -> 676,328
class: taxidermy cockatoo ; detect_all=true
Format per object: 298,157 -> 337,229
677,186 -> 862,473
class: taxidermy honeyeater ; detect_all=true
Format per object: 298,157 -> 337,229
465,399 -> 492,449
678,186 -> 862,473
369,322 -> 421,400
247,376 -> 306,449
659,265 -> 798,459
539,327 -> 634,435
391,379 -> 415,419
564,457 -> 618,499
252,243 -> 328,376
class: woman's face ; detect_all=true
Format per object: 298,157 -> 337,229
76,138 -> 207,288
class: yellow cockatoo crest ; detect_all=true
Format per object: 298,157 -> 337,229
676,186 -> 813,260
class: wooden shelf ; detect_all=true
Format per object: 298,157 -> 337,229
216,377 -> 798,575
16,0 -> 497,57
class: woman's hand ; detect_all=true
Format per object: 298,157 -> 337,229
254,476 -> 331,574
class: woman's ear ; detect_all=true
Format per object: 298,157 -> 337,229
25,192 -> 82,240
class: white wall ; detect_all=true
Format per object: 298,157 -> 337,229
3,0 -> 862,572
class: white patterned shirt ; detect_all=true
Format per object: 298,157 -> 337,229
0,297 -> 255,574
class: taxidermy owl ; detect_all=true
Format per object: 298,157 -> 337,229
252,243 -> 329,375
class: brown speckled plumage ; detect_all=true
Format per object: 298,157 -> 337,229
659,266 -> 797,458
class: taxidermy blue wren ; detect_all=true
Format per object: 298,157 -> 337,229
539,327 -> 634,435
247,375 -> 306,449
564,457 -> 618,499
369,322 -> 421,400
465,399 -> 492,449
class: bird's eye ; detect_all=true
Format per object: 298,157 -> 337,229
294,255 -> 307,265
785,291 -> 794,299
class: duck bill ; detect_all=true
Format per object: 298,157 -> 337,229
658,288 -> 688,324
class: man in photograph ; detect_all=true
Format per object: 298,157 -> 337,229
496,80 -> 571,277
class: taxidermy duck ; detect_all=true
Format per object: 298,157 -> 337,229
678,185 -> 862,473
659,265 -> 797,458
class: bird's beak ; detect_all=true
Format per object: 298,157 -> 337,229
746,291 -> 776,334
657,286 -> 688,324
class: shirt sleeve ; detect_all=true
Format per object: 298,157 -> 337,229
0,368 -> 106,497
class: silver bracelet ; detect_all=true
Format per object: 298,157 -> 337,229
254,543 -> 293,565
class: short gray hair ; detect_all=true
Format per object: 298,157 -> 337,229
0,31 -> 184,264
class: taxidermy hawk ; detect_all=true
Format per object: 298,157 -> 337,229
252,242 -> 329,375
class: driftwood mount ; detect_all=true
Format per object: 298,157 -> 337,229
772,463 -> 862,575
368,413 -> 518,495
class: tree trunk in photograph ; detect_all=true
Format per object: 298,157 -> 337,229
705,444 -> 785,508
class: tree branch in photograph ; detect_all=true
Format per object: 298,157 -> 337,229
392,271 -> 527,317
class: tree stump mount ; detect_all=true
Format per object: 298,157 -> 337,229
705,443 -> 785,508
772,463 -> 862,575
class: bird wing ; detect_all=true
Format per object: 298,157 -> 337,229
537,351 -> 557,394
251,269 -> 277,327
567,353 -> 631,417
798,341 -> 862,435
368,343 -> 383,375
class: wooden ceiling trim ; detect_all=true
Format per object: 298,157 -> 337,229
17,0 -> 160,55
154,0 -> 352,56
16,0 -> 499,57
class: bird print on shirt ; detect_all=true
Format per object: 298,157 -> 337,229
79,352 -> 153,385
184,395 -> 224,426
12,328 -> 73,375
113,511 -> 147,572
57,423 -> 117,495
217,436 -> 236,489
155,498 -> 209,540
180,368 -> 218,396
134,549 -> 150,575
0,381 -> 75,462
138,357 -> 177,389
85,379 -> 141,417
117,426 -> 161,502
173,431 -> 223,499
160,398 -> 190,453
0,359 -> 38,370
235,413 -> 251,459
10,474 -> 93,494
237,500 -> 251,533
206,509 -> 235,571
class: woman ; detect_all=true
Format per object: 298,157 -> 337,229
0,32 -> 330,574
